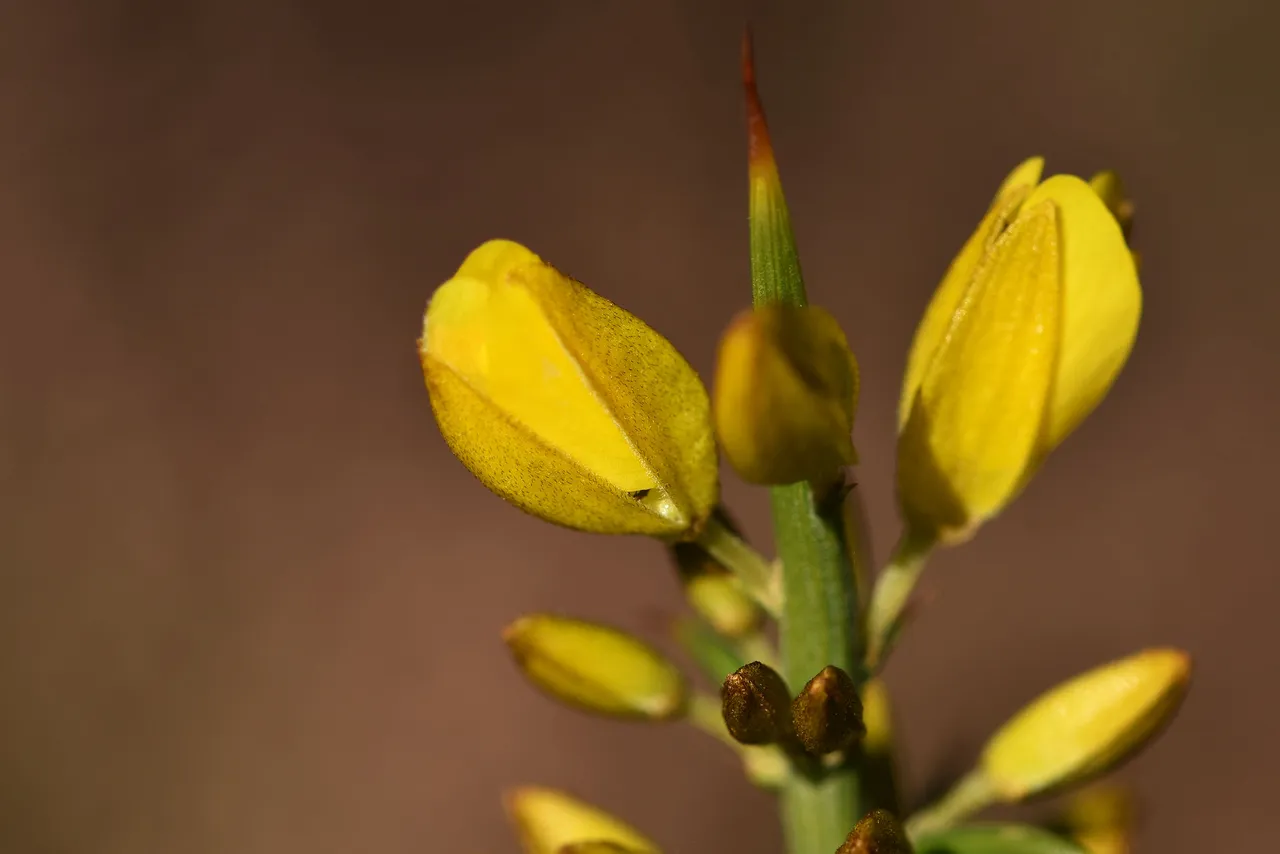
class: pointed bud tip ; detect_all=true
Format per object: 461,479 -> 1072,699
741,25 -> 774,172
792,664 -> 865,756
721,660 -> 792,745
838,809 -> 912,854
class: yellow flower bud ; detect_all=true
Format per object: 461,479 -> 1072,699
505,787 -> 659,854
421,240 -> 718,539
670,509 -> 763,638
503,614 -> 687,720
981,648 -> 1191,800
683,573 -> 762,638
898,159 -> 1141,541
1064,784 -> 1134,854
861,678 -> 894,755
713,304 -> 859,485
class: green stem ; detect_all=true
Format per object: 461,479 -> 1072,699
697,515 -> 782,617
903,769 -> 997,839
742,34 -> 878,849
865,526 -> 936,671
772,481 -> 866,854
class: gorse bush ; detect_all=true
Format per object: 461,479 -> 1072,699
417,30 -> 1187,854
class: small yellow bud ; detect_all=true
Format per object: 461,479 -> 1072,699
670,509 -> 763,638
836,809 -> 912,854
683,573 -> 762,638
713,304 -> 859,485
721,661 -> 793,745
504,615 -> 687,721
421,240 -> 717,539
898,159 -> 1141,542
505,787 -> 659,854
860,678 -> 902,815
1064,784 -> 1135,854
861,678 -> 894,755
791,665 -> 865,756
981,648 -> 1191,800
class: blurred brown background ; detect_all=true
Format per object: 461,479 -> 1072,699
2,1 -> 1277,852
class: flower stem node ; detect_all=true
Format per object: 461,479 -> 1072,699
981,648 -> 1191,800
837,809 -> 914,854
421,239 -> 718,539
721,660 -> 794,745
506,787 -> 660,854
791,664 -> 866,756
504,614 -> 688,721
897,159 -> 1142,543
714,304 -> 860,486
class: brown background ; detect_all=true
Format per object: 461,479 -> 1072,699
2,1 -> 1277,852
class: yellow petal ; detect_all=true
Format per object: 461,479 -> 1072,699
993,156 -> 1046,205
1027,176 -> 1142,452
421,240 -> 717,538
897,201 -> 1061,539
503,614 -> 687,720
714,304 -> 858,485
899,160 -> 1041,430
981,648 -> 1191,800
506,788 -> 659,854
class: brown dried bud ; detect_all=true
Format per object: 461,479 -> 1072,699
837,808 -> 913,854
721,661 -> 792,745
791,665 -> 866,756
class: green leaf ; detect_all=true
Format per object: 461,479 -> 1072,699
913,824 -> 1087,854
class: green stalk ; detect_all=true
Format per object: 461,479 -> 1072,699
771,483 -> 866,854
865,526 -> 935,671
742,30 -> 870,853
903,769 -> 997,839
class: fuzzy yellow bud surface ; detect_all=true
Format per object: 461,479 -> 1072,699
421,239 -> 718,538
504,614 -> 687,721
506,787 -> 659,854
981,648 -> 1191,800
713,304 -> 858,485
898,158 -> 1141,541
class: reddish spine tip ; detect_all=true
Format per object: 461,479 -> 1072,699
741,25 -> 774,168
